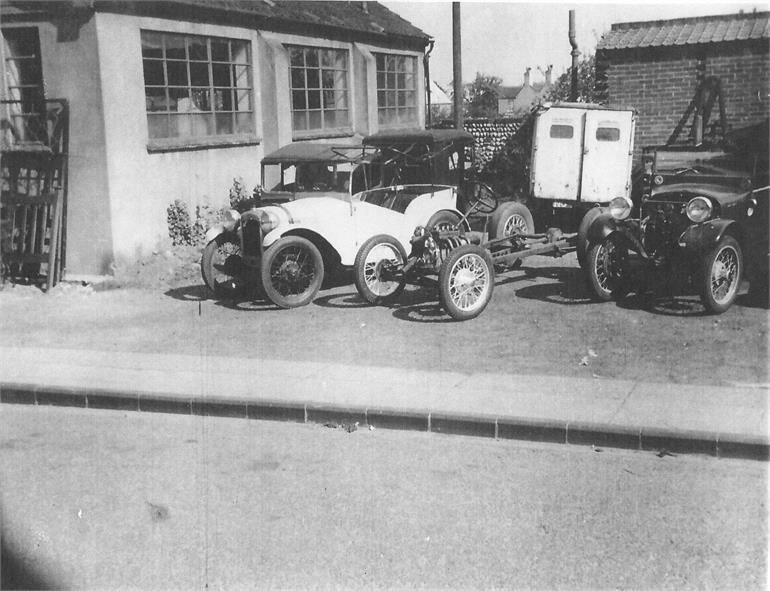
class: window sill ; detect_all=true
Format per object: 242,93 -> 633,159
146,134 -> 261,153
292,129 -> 355,141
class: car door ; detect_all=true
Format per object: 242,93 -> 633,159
580,110 -> 635,203
530,107 -> 584,202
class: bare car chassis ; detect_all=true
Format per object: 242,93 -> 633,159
354,194 -> 578,320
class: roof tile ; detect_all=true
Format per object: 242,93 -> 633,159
598,11 -> 769,50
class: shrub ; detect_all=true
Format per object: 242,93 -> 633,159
167,201 -> 222,246
229,177 -> 263,213
167,178 -> 262,246
167,199 -> 194,246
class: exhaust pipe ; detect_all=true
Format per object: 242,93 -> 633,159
569,10 -> 580,102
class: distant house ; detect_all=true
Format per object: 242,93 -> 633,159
596,10 -> 770,156
496,85 -> 523,116
498,66 -> 553,117
429,80 -> 452,120
1,0 -> 431,276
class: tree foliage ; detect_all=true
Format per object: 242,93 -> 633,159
464,72 -> 502,118
542,54 -> 607,105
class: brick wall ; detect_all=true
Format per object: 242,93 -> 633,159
598,41 -> 769,160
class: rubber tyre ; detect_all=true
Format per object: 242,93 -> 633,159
200,233 -> 245,297
699,235 -> 743,314
587,237 -> 627,302
261,236 -> 324,308
426,210 -> 462,232
489,202 -> 534,239
576,207 -> 604,269
354,234 -> 407,305
438,244 -> 495,321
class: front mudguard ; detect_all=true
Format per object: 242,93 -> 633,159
204,221 -> 239,245
586,213 -> 646,256
678,219 -> 741,255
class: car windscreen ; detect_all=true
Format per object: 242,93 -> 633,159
270,162 -> 356,194
651,149 -> 751,175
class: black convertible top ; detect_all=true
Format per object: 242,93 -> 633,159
261,143 -> 363,165
363,128 -> 474,147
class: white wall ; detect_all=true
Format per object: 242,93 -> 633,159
94,12 -> 426,264
94,12 -> 264,261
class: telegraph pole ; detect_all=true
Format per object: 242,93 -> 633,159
452,2 -> 463,129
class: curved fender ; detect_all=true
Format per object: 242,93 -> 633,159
204,223 -> 229,244
586,212 -> 624,244
586,213 -> 644,255
679,219 -> 740,254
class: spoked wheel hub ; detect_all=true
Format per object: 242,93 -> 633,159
503,214 -> 529,236
709,245 -> 740,306
438,244 -> 495,321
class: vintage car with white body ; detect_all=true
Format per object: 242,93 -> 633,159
201,131 -> 473,308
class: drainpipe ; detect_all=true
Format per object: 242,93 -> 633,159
569,10 -> 580,102
424,39 -> 435,128
452,2 -> 463,130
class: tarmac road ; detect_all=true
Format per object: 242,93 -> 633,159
1,405 -> 766,590
0,253 -> 767,387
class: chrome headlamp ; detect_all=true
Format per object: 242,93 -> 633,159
609,196 -> 632,220
255,209 -> 280,233
222,209 -> 241,231
686,196 -> 713,223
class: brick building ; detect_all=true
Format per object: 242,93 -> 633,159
596,11 -> 769,158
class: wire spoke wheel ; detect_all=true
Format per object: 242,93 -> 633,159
439,244 -> 494,321
587,237 -> 627,302
261,236 -> 324,308
354,234 -> 407,304
201,233 -> 245,297
490,202 -> 535,239
503,214 -> 529,236
700,235 -> 742,314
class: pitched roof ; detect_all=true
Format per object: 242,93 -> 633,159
157,0 -> 429,41
498,86 -> 523,100
598,10 -> 769,50
3,1 -> 430,45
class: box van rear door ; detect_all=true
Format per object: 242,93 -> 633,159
530,108 -> 584,201
580,110 -> 635,203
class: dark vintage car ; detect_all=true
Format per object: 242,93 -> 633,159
583,119 -> 769,314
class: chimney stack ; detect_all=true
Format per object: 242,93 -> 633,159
524,67 -> 531,87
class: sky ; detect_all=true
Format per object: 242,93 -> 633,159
381,1 -> 767,87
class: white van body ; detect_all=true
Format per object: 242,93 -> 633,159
530,103 -> 636,212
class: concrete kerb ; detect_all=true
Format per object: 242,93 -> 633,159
1,381 -> 768,461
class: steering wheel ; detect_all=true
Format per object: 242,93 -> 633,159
465,181 -> 498,215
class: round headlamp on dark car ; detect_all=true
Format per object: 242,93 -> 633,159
686,196 -> 713,223
222,209 -> 241,231
609,196 -> 632,220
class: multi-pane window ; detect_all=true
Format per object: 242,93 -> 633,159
2,28 -> 46,146
289,46 -> 349,135
141,31 -> 254,142
2,28 -> 44,108
375,54 -> 417,127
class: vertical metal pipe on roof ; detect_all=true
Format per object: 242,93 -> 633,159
452,2 -> 463,129
569,10 -> 580,102
424,39 -> 435,128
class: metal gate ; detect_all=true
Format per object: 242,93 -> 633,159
1,99 -> 68,290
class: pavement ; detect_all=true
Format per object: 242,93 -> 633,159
0,346 -> 768,460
